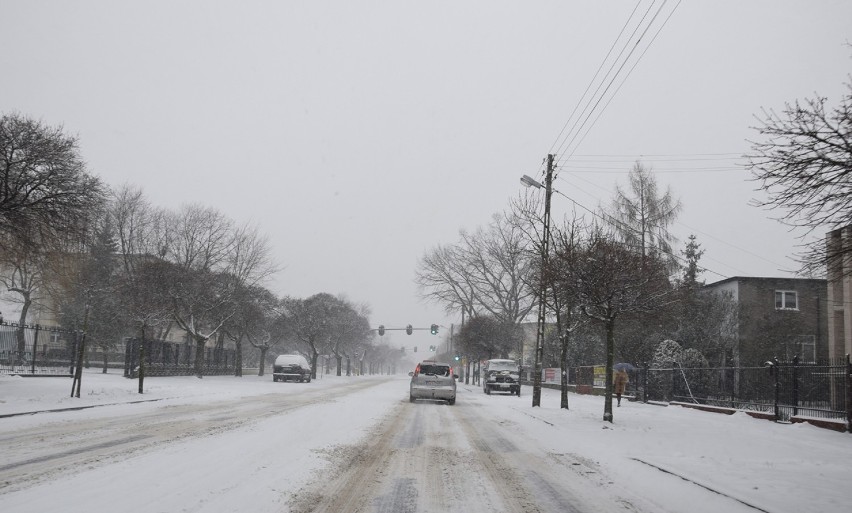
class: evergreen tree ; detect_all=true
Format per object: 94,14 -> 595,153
607,162 -> 682,270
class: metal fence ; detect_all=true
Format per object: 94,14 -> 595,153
0,321 -> 78,376
1,322 -> 237,378
123,338 -> 236,377
569,357 -> 851,425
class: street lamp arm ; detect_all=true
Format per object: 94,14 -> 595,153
520,174 -> 544,189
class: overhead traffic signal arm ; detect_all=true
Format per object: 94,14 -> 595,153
373,324 -> 440,335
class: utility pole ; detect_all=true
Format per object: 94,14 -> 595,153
531,154 -> 554,407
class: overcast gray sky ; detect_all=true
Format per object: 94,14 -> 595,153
2,1 -> 850,351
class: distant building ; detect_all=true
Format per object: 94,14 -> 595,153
704,276 -> 828,364
826,226 -> 852,359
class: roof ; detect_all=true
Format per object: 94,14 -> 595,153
704,276 -> 827,289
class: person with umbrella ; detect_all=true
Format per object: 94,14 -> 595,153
613,363 -> 632,406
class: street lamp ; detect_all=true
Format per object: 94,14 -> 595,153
520,174 -> 544,189
520,154 -> 554,408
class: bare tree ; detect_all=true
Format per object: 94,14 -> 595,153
457,315 -> 516,361
224,285 -> 279,377
548,217 -> 589,410
168,266 -> 236,378
167,204 -> 233,272
51,215 -> 128,374
460,213 -> 538,325
746,78 -> 852,275
219,222 -> 278,376
574,228 -> 673,422
109,187 -> 182,391
0,113 -> 105,252
416,212 -> 536,328
281,293 -> 346,378
327,299 -> 372,376
112,185 -> 161,265
415,243 -> 478,321
118,258 -> 174,393
0,241 -> 45,364
227,222 -> 279,288
161,205 -> 238,378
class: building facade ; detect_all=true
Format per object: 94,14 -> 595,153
704,276 -> 828,364
826,226 -> 852,359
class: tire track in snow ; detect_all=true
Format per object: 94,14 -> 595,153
0,378 -> 390,495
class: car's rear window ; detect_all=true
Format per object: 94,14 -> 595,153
419,364 -> 450,376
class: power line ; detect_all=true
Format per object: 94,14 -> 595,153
547,0 -> 645,157
547,187 -> 731,280
554,172 -> 794,274
559,166 -> 742,173
554,0 -> 665,163
554,0 -> 682,167
572,153 -> 742,158
561,0 -> 684,162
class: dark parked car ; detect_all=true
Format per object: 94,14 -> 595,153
273,354 -> 312,382
482,358 -> 521,396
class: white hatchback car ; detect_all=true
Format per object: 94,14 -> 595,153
409,360 -> 457,405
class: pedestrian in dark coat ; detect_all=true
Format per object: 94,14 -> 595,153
614,369 -> 629,406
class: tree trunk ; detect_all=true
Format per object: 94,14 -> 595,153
258,346 -> 268,376
234,334 -> 243,377
603,318 -> 615,422
555,308 -> 570,410
138,328 -> 146,394
194,337 -> 206,378
15,298 -> 30,366
310,350 -> 319,379
560,332 -> 570,410
336,355 -> 343,376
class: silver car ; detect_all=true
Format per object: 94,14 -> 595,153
409,360 -> 457,405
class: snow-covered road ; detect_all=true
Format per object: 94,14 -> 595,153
1,371 -> 850,513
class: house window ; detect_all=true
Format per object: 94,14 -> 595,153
775,290 -> 798,310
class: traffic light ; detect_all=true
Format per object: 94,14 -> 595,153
414,346 -> 417,352
454,355 -> 460,361
378,325 -> 385,336
430,324 -> 438,335
406,324 -> 413,335
400,346 -> 405,353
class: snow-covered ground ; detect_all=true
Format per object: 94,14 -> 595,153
1,370 -> 850,513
